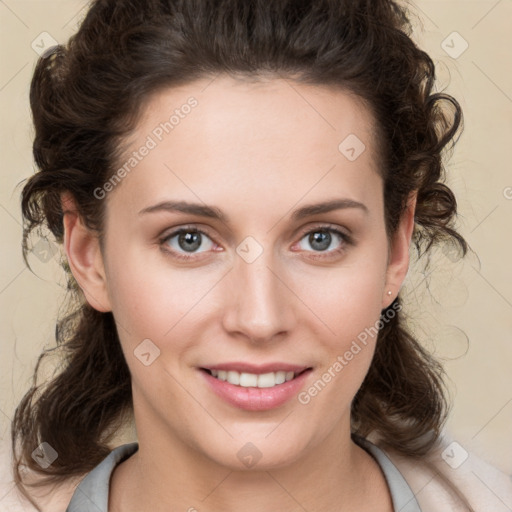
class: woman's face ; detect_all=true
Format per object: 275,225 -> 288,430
75,75 -> 413,469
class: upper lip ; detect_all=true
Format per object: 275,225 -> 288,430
201,362 -> 311,374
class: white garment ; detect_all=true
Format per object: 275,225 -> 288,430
381,432 -> 512,512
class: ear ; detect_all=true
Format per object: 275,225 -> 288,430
382,190 -> 417,309
61,192 -> 112,312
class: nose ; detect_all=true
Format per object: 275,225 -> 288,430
221,245 -> 296,345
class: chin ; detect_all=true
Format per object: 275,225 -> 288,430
200,434 -> 311,471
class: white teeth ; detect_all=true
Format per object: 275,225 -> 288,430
208,369 -> 299,388
227,370 -> 240,385
257,372 -> 276,388
239,372 -> 258,387
275,371 -> 286,384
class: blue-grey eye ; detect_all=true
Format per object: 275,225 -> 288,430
297,229 -> 345,252
165,229 -> 215,254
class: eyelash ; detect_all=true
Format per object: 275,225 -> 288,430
159,224 -> 353,262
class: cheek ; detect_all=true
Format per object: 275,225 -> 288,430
293,257 -> 387,338
104,246 -> 221,354
296,268 -> 385,420
291,252 -> 388,406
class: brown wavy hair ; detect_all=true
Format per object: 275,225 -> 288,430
12,0 -> 471,509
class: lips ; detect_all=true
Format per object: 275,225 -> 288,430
204,362 -> 310,374
199,362 -> 313,411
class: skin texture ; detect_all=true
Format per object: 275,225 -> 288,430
62,75 -> 417,511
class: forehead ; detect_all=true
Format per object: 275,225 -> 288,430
109,75 -> 382,215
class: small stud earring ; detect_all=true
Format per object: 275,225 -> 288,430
387,291 -> 392,295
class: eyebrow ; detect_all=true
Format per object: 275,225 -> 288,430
138,198 -> 368,223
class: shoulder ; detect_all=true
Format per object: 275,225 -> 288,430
373,430 -> 512,512
0,434 -> 82,512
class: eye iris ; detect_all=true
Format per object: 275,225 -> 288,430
309,231 -> 331,251
179,231 -> 201,252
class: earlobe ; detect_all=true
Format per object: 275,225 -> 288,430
382,190 -> 417,309
61,192 -> 112,313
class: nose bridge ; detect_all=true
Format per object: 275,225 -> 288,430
222,239 -> 294,342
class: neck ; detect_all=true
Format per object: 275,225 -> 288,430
109,417 -> 392,512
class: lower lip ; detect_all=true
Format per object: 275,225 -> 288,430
200,369 -> 312,411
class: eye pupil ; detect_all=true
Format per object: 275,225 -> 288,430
309,231 -> 331,251
179,231 -> 201,252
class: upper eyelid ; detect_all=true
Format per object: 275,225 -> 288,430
296,223 -> 350,237
160,225 -> 215,242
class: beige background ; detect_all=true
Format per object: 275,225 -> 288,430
1,0 -> 511,479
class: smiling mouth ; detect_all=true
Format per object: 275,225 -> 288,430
201,368 -> 311,388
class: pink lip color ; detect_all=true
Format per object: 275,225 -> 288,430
200,368 -> 312,411
205,362 -> 309,374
